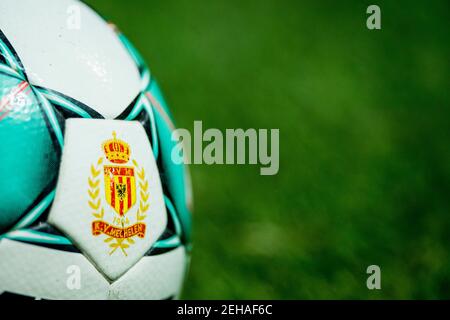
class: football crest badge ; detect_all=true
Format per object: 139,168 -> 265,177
88,132 -> 149,256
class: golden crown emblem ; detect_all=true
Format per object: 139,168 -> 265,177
102,131 -> 130,164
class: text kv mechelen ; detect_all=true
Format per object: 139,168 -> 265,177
171,121 -> 279,176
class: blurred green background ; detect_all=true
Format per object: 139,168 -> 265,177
85,0 -> 450,299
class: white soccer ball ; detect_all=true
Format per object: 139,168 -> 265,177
0,0 -> 192,300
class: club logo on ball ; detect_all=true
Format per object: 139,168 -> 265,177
88,132 -> 149,256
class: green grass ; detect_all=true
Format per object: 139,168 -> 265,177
85,0 -> 450,299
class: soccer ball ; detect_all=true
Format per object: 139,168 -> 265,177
0,0 -> 192,299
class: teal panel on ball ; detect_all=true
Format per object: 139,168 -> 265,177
0,73 -> 58,233
149,80 -> 174,123
149,81 -> 192,244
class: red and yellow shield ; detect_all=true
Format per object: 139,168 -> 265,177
89,132 -> 149,256
104,166 -> 136,216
